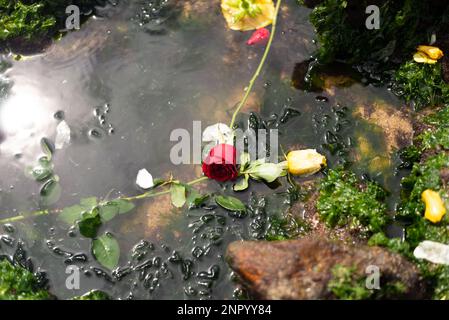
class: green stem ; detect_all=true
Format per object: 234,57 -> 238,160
229,0 -> 282,129
0,177 -> 209,224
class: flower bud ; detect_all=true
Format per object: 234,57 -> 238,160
287,149 -> 326,176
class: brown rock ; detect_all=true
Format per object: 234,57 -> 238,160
226,238 -> 426,299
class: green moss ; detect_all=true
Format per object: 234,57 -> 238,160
317,169 -> 389,234
414,106 -> 449,150
73,290 -> 110,300
0,258 -> 51,300
0,1 -> 56,41
328,264 -> 373,300
328,264 -> 407,300
0,0 -> 100,52
394,61 -> 449,110
308,0 -> 449,65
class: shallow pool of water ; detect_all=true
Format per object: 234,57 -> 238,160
0,0 -> 408,299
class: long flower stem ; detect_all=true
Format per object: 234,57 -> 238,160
229,0 -> 282,129
0,177 -> 209,224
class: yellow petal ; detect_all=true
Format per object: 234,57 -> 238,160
422,189 -> 447,223
221,0 -> 275,31
417,45 -> 444,60
413,51 -> 438,64
287,149 -> 326,176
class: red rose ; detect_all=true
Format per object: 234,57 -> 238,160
202,144 -> 238,182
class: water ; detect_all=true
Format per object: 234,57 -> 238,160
0,0 -> 409,299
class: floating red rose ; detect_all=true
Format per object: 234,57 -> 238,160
202,144 -> 238,182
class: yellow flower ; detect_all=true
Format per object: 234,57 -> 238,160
413,46 -> 444,64
417,45 -> 444,60
413,52 -> 438,64
286,149 -> 326,176
221,0 -> 275,31
422,189 -> 447,223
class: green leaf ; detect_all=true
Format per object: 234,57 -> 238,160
92,233 -> 120,270
80,197 -> 97,209
99,199 -> 135,221
78,207 -> 102,238
40,137 -> 54,160
233,174 -> 249,191
40,179 -> 61,206
186,189 -> 209,208
215,195 -> 246,212
59,205 -> 85,225
30,165 -> 53,182
98,203 -> 119,222
114,199 -> 135,214
170,183 -> 186,208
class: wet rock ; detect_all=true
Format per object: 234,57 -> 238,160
226,238 -> 427,299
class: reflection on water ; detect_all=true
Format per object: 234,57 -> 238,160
0,0 -> 407,299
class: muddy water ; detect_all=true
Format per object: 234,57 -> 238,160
0,0 -> 408,299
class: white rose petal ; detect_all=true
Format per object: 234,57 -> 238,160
55,120 -> 71,150
202,123 -> 233,145
136,169 -> 154,189
413,240 -> 449,265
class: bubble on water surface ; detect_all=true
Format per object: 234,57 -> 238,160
53,110 -> 65,120
88,128 -> 102,139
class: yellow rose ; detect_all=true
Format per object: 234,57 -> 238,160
286,149 -> 326,176
413,51 -> 438,64
413,46 -> 444,64
422,189 -> 447,223
417,45 -> 444,60
221,0 -> 275,31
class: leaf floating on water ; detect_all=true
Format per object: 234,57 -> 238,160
80,197 -> 98,209
414,240 -> 449,265
170,183 -> 186,208
40,137 -> 54,160
186,188 -> 209,208
215,195 -> 246,212
55,120 -> 71,150
59,205 -> 85,225
136,168 -> 154,189
92,233 -> 120,270
29,165 -> 53,182
99,199 -> 135,221
39,178 -> 61,206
